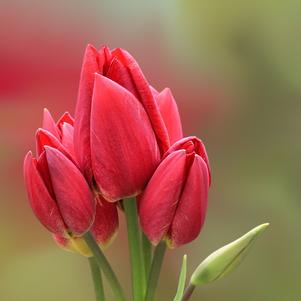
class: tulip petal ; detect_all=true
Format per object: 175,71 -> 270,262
74,44 -> 112,181
168,155 -> 209,247
91,196 -> 119,248
107,57 -> 138,98
165,136 -> 211,185
112,48 -> 170,153
57,111 -> 74,128
91,74 -> 161,201
139,150 -> 187,245
35,128 -> 73,161
61,122 -> 75,157
23,151 -> 66,235
156,88 -> 183,145
45,146 -> 95,235
42,108 -> 60,139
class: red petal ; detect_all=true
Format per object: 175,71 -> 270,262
107,57 -> 138,98
91,74 -> 161,201
57,111 -> 74,128
23,151 -> 66,235
165,136 -> 211,185
139,150 -> 187,245
61,123 -> 75,157
168,155 -> 209,247
112,48 -> 170,154
45,146 -> 95,235
74,45 -> 112,181
35,128 -> 74,162
156,88 -> 183,145
36,151 -> 55,199
91,196 -> 119,247
42,108 -> 60,139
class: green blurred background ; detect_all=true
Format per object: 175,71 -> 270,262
1,0 -> 300,300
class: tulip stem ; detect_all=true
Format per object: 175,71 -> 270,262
124,198 -> 146,301
142,233 -> 152,280
181,283 -> 195,301
88,257 -> 105,301
84,232 -> 127,301
144,241 -> 166,301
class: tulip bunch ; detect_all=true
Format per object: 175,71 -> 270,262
24,45 -> 268,301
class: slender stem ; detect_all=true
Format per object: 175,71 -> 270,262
88,257 -> 105,301
181,284 -> 196,301
84,232 -> 127,301
144,241 -> 166,301
124,198 -> 146,301
142,233 -> 152,280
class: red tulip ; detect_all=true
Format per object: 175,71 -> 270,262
24,146 -> 95,236
24,109 -> 119,252
139,136 -> 211,248
74,44 -> 183,200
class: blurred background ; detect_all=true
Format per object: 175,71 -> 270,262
1,0 -> 300,300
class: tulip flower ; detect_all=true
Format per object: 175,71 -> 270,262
139,136 -> 211,248
24,109 -> 119,254
74,44 -> 183,201
24,146 -> 95,237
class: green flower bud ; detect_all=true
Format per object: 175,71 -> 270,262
191,223 -> 269,286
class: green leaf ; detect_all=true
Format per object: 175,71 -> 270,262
173,254 -> 187,301
191,223 -> 269,286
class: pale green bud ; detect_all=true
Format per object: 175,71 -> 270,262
191,223 -> 269,286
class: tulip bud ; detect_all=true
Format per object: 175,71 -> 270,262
24,109 -> 119,255
74,45 -> 183,199
190,223 -> 269,286
139,136 -> 211,248
24,147 -> 95,236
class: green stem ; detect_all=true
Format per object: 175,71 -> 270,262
88,257 -> 105,301
144,241 -> 166,301
124,198 -> 146,301
84,232 -> 127,301
181,284 -> 196,301
142,233 -> 152,280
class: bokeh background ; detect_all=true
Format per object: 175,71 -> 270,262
1,0 -> 300,300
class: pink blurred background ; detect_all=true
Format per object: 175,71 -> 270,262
1,1 -> 300,300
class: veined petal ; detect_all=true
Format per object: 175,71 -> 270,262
139,150 -> 187,245
45,146 -> 95,235
168,155 -> 209,248
74,44 -> 112,181
91,196 -> 119,248
156,88 -> 183,145
112,48 -> 170,154
91,74 -> 161,201
42,108 -> 60,139
23,151 -> 66,235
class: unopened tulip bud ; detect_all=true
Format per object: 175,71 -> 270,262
74,44 -> 183,200
24,147 -> 95,236
24,109 -> 119,255
139,136 -> 211,248
190,223 -> 269,286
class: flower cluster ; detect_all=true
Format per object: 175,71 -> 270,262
23,44 -> 211,255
